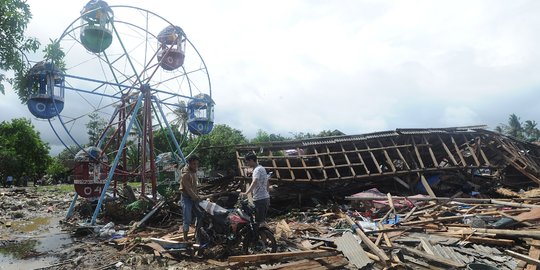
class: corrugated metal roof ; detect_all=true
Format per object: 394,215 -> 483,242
236,126 -> 490,149
334,231 -> 373,268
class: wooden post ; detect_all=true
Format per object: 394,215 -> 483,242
343,215 -> 390,264
326,146 -> 341,178
353,143 -> 370,175
423,135 -> 438,167
364,141 -> 383,173
390,138 -> 411,170
411,136 -> 425,169
438,135 -> 458,166
420,174 -> 436,197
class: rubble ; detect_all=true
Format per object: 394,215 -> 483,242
5,126 -> 540,269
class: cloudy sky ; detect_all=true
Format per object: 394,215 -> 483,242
1,0 -> 540,155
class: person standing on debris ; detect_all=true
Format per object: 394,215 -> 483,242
5,175 -> 13,188
241,152 -> 270,226
180,154 -> 201,241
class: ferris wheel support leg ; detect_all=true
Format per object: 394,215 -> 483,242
134,120 -> 151,154
91,93 -> 145,225
65,193 -> 78,220
153,97 -> 186,164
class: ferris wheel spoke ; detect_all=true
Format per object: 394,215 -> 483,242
110,21 -> 144,87
150,66 -> 206,89
64,74 -> 137,93
143,11 -> 149,82
102,51 -> 128,96
64,31 -> 135,98
61,99 -> 121,126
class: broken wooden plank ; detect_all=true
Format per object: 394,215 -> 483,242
526,240 -> 540,270
142,242 -> 175,259
420,174 -> 436,197
401,206 -> 417,223
207,259 -> 230,267
228,250 -> 336,263
401,209 -> 531,226
432,233 -> 515,246
343,214 -> 391,264
334,231 -> 373,268
447,227 -> 540,239
393,176 -> 410,189
128,200 -> 165,234
345,196 -> 540,202
505,250 -> 540,266
394,244 -> 466,268
491,200 -> 540,209
300,240 -> 324,250
275,219 -> 293,239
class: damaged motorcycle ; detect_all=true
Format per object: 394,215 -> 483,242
194,197 -> 277,257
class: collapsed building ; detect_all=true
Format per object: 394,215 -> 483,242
54,126 -> 540,269
235,126 -> 540,204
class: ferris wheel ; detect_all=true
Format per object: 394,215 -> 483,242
24,0 -> 214,224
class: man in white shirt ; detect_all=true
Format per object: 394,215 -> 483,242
240,152 -> 270,226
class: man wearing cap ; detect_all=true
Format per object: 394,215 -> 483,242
180,154 -> 201,241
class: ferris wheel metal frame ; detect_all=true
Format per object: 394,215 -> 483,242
25,1 -> 214,225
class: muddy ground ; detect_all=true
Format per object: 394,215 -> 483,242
0,187 -> 215,270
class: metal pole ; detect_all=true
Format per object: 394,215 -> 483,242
90,92 -> 144,225
153,97 -> 186,164
65,193 -> 78,220
146,91 -> 157,199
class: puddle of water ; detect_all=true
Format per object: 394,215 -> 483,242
10,217 -> 51,233
0,216 -> 72,270
0,239 -> 38,259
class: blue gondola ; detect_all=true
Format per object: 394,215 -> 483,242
80,0 -> 114,53
27,62 -> 65,119
157,25 -> 186,71
187,93 -> 214,135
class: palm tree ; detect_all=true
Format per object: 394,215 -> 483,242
169,100 -> 188,135
523,120 -> 540,142
506,114 -> 524,139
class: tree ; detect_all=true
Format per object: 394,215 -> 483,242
169,101 -> 188,135
523,120 -> 540,142
56,145 -> 78,164
153,124 -> 185,155
251,129 -> 288,143
496,114 -> 540,142
292,129 -> 346,140
0,0 -> 40,94
46,157 -> 69,184
317,129 -> 345,137
507,114 -> 524,139
86,112 -> 108,146
189,124 -> 247,174
0,118 -> 50,180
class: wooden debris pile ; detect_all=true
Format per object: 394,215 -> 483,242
280,191 -> 540,269
62,184 -> 540,269
214,191 -> 540,269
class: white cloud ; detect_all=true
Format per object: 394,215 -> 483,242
2,0 -> 540,155
441,106 -> 480,127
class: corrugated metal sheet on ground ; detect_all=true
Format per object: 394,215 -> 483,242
334,231 -> 372,268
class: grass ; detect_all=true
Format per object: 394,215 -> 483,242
33,181 -> 147,194
35,183 -> 74,194
31,181 -> 161,197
